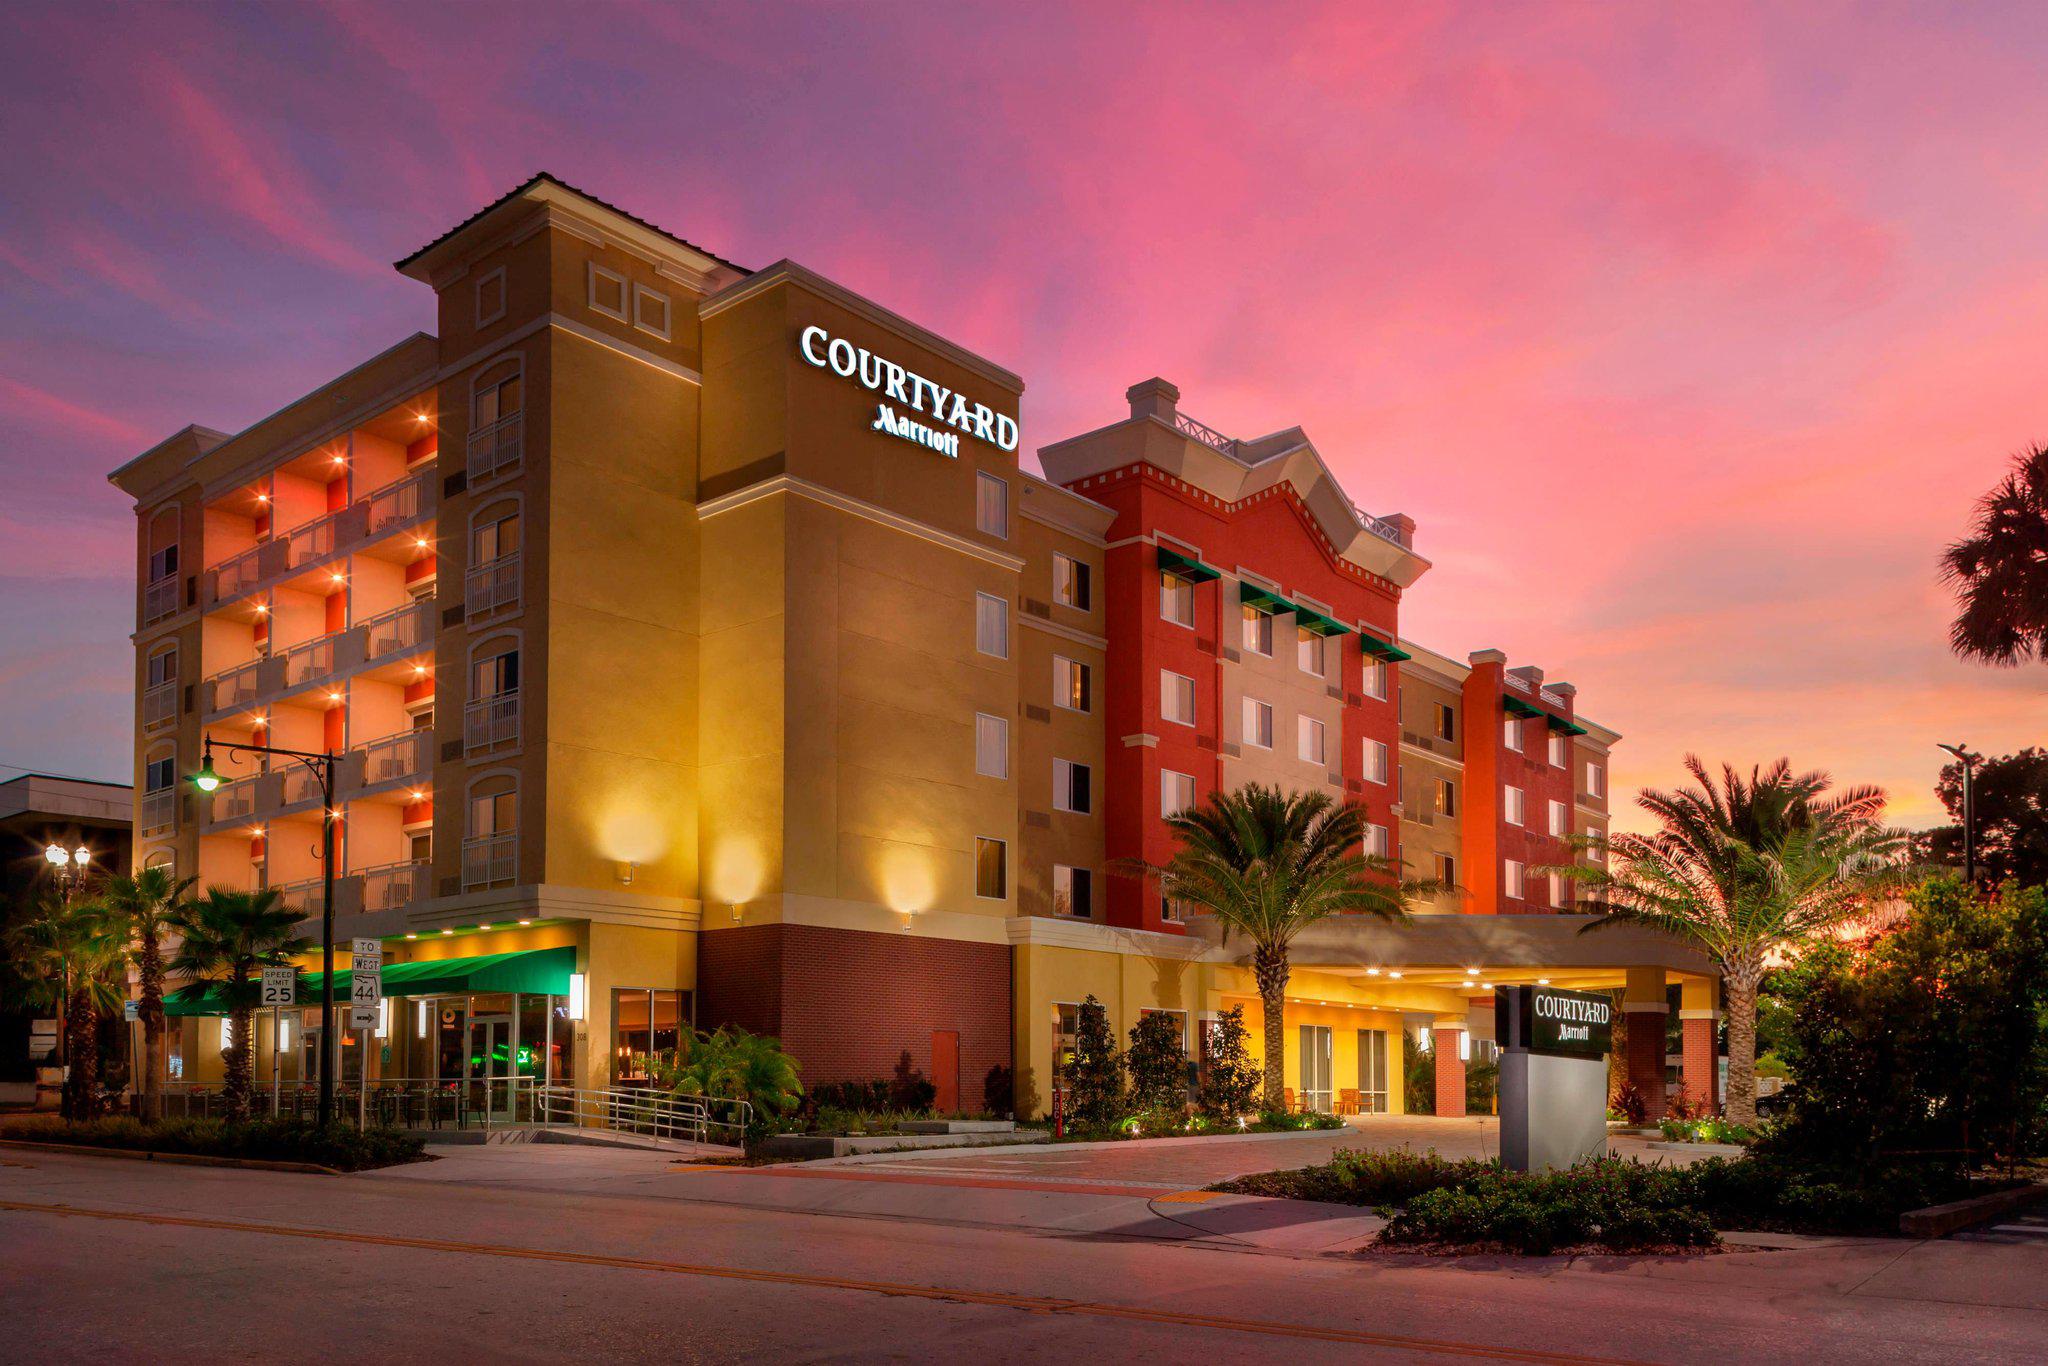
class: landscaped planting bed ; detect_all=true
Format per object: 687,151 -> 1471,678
3,1116 -> 427,1172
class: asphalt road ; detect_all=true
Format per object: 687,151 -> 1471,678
1,1145 -> 2042,1364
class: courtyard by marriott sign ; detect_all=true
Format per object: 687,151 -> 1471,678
799,325 -> 1019,458
1496,985 -> 1613,1060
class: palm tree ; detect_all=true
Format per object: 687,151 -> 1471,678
661,1026 -> 804,1122
4,896 -> 128,1119
1131,784 -> 1419,1111
1942,443 -> 2048,666
168,888 -> 308,1122
103,866 -> 196,1120
1557,758 -> 1909,1126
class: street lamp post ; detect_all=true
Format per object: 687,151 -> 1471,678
1936,742 -> 1979,885
190,734 -> 345,1127
42,843 -> 92,903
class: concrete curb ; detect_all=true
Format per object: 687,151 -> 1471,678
1899,1181 -> 2048,1238
0,1137 -> 345,1176
1647,1140 -> 1748,1157
808,1125 -> 1340,1167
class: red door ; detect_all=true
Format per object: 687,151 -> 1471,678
931,1030 -> 960,1114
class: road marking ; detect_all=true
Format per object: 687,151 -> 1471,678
664,1165 -> 1185,1197
0,1198 -> 1647,1363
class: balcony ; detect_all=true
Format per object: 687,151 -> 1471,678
361,858 -> 430,912
359,728 -> 431,788
201,598 -> 434,717
139,789 -> 175,834
200,468 -> 435,610
467,414 -> 522,484
465,551 -> 521,620
272,872 -> 364,922
143,575 -> 178,626
461,832 -> 517,891
142,680 -> 178,731
203,731 -> 428,830
209,774 -> 264,824
464,691 -> 520,755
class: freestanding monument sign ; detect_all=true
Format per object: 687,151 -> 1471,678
1495,985 -> 1614,1172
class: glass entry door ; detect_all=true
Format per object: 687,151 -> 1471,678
1298,1025 -> 1333,1112
1356,1029 -> 1389,1113
468,1015 -> 514,1118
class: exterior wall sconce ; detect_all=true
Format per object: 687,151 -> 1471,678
567,973 -> 588,1021
730,903 -> 744,923
618,861 -> 636,885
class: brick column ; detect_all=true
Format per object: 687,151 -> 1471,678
1433,1023 -> 1466,1117
1679,978 -> 1720,1115
1623,967 -> 1668,1123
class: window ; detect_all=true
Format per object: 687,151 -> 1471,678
1365,823 -> 1389,857
473,361 -> 522,427
472,505 -> 521,564
1586,762 -> 1605,797
1053,553 -> 1090,611
1160,670 -> 1195,726
612,989 -> 686,1079
1298,715 -> 1326,765
468,502 -> 522,618
975,838 -> 1007,899
472,644 -> 519,700
147,542 -> 179,584
1053,759 -> 1091,814
1161,894 -> 1194,923
1434,777 -> 1457,817
1548,799 -> 1568,837
1053,1003 -> 1081,1084
633,284 -> 671,340
975,712 -> 1009,779
1053,865 -> 1092,918
1505,859 -> 1525,899
1159,571 -> 1194,627
466,640 -> 521,753
1053,656 -> 1091,712
1435,853 -> 1457,887
1363,657 -> 1387,700
1548,733 -> 1568,767
1161,769 -> 1195,818
1242,697 -> 1273,749
1363,739 -> 1389,784
1505,786 -> 1525,826
471,786 -> 516,837
146,645 -> 178,688
463,774 -> 518,891
975,593 -> 1009,658
587,262 -> 628,321
1504,717 -> 1524,752
144,752 -> 175,793
976,472 -> 1010,538
474,268 -> 506,327
1433,702 -> 1456,742
1297,628 -> 1327,675
1241,603 -> 1273,656
1550,874 -> 1570,910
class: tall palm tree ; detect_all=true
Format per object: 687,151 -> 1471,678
168,888 -> 308,1123
103,866 -> 196,1120
1942,443 -> 2048,666
4,897 -> 128,1119
1557,758 -> 1909,1126
1131,784 -> 1418,1111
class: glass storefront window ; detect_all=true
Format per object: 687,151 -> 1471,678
611,989 -> 688,1081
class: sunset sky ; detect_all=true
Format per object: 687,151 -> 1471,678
1,2 -> 2043,828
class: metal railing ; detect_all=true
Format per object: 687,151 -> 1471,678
143,680 -> 178,730
161,1076 -> 539,1130
468,413 -> 523,483
358,728 -> 430,786
143,575 -> 179,625
465,551 -> 521,619
360,858 -> 429,912
139,789 -> 175,834
464,691 -> 520,754
1347,502 -> 1408,548
209,774 -> 263,822
200,599 -> 434,717
200,468 -> 434,609
461,831 -> 516,890
536,1084 -> 750,1146
1172,410 -> 1238,458
363,598 -> 431,662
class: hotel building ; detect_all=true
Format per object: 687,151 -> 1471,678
112,177 -> 1717,1121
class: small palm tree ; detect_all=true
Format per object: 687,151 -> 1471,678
1131,784 -> 1419,1111
4,897 -> 128,1119
168,888 -> 308,1122
1942,443 -> 2048,666
103,866 -> 196,1120
662,1026 -> 803,1122
1557,758 -> 1909,1126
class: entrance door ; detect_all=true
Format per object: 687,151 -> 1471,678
1356,1029 -> 1389,1113
931,1030 -> 960,1114
1299,1025 -> 1333,1112
468,1015 -> 513,1118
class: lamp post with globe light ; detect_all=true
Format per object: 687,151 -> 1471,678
1936,742 -> 1980,885
42,843 -> 92,902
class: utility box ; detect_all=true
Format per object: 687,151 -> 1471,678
1496,985 -> 1614,1172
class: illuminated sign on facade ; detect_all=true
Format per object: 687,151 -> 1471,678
798,325 -> 1020,456
1496,985 -> 1613,1060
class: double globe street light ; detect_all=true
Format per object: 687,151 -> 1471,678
43,843 -> 91,900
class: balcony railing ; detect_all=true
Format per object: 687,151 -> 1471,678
142,680 -> 178,730
272,873 -> 364,922
199,599 -> 434,717
461,832 -> 517,891
467,413 -> 523,484
359,729 -> 430,787
465,552 -> 521,619
209,775 -> 263,823
361,858 -> 430,912
203,734 -> 425,831
1347,502 -> 1408,549
200,468 -> 435,610
1172,411 -> 1238,458
464,691 -> 520,755
139,789 -> 176,834
143,575 -> 179,625
363,598 -> 431,662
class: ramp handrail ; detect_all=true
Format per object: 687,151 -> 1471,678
535,1084 -> 751,1146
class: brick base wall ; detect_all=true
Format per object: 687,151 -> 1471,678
1434,1033 -> 1467,1117
1681,1016 -> 1719,1116
698,922 -> 1012,1113
1625,1007 -> 1669,1122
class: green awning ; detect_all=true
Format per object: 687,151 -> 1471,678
1157,545 -> 1220,583
166,947 -> 577,1016
1239,582 -> 1298,616
1547,715 -> 1589,737
1358,631 -> 1412,662
1293,606 -> 1352,637
1504,695 -> 1545,719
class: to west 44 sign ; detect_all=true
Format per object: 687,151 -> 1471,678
350,939 -> 381,1029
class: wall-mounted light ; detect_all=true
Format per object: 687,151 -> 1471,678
277,1015 -> 292,1050
1415,1025 -> 1432,1052
567,974 -> 587,1022
730,903 -> 743,923
415,999 -> 428,1039
1457,1031 -> 1471,1062
617,861 -> 636,886
375,998 -> 390,1040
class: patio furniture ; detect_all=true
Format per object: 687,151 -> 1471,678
1337,1088 -> 1361,1116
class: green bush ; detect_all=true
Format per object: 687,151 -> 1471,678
1658,1117 -> 1759,1146
1381,1163 -> 1716,1254
1125,1011 -> 1189,1112
1215,1148 -> 1495,1204
1066,996 -> 1124,1126
6,1116 -> 424,1171
1196,1006 -> 1259,1117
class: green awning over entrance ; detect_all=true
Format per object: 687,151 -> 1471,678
1358,631 -> 1413,662
1503,695 -> 1545,719
164,947 -> 577,1016
1547,715 -> 1590,737
1157,545 -> 1221,583
1239,582 -> 1298,616
1293,606 -> 1352,637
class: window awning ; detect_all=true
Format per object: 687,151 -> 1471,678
1547,715 -> 1589,737
1503,695 -> 1545,719
1239,582 -> 1298,616
1358,631 -> 1412,662
1157,545 -> 1220,583
1293,606 -> 1352,637
165,947 -> 578,1016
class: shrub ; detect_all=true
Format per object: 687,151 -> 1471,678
1126,1012 -> 1189,1113
1066,995 -> 1124,1126
983,1064 -> 1014,1119
1609,1081 -> 1648,1126
5,1116 -> 424,1172
1216,1148 -> 1495,1204
1402,1032 -> 1435,1112
1196,1006 -> 1258,1117
1659,1116 -> 1759,1146
1379,1163 -> 1716,1255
